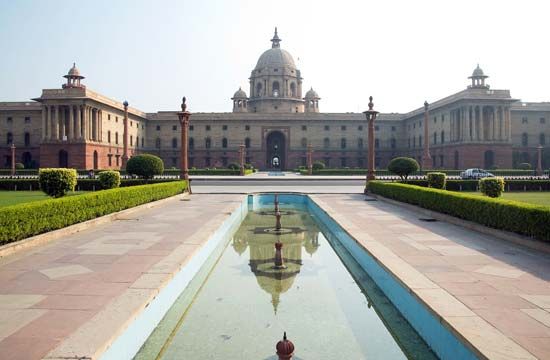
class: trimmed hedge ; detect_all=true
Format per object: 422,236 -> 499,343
388,157 -> 419,180
367,181 -> 550,242
0,178 -> 179,191
98,170 -> 121,189
126,154 -> 164,179
0,181 -> 187,244
39,168 -> 77,198
427,172 -> 446,189
480,177 -> 505,198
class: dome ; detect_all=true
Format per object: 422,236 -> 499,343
68,63 -> 80,76
305,87 -> 319,99
255,48 -> 296,70
232,87 -> 247,99
471,64 -> 487,78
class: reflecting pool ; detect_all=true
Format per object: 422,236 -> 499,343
135,197 -> 436,359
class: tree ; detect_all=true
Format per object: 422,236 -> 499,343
388,157 -> 419,180
126,154 -> 164,179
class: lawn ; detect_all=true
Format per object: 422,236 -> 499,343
0,191 -> 86,207
461,191 -> 550,207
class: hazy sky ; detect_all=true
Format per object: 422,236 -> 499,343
1,0 -> 549,114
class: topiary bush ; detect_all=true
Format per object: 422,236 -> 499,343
479,177 -> 505,198
427,172 -> 446,189
312,161 -> 325,170
98,170 -> 121,190
388,157 -> 419,180
126,154 -> 164,179
15,163 -> 24,169
518,162 -> 532,170
38,168 -> 77,198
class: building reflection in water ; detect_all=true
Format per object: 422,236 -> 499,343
231,210 -> 321,313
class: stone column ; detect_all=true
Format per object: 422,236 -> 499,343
364,96 -> 378,182
41,106 -> 47,140
422,101 -> 432,169
98,110 -> 102,142
88,107 -> 92,140
122,102 -> 129,168
307,143 -> 313,175
76,105 -> 82,140
506,107 -> 512,141
68,105 -> 74,141
82,105 -> 88,140
10,144 -> 16,176
177,97 -> 191,187
470,107 -> 476,141
537,145 -> 543,176
54,105 -> 59,140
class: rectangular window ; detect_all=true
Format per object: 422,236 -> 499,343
172,157 -> 177,167
206,125 -> 211,131
245,125 -> 250,131
522,117 -> 528,124
130,121 -> 133,127
324,125 -> 330,131
222,125 -> 228,130
375,126 -> 379,131
156,125 -> 161,131
108,155 -> 112,167
341,125 -> 346,131
130,136 -> 133,146
189,125 -> 194,131
115,116 -> 118,123
24,117 -> 31,123
391,126 -> 396,131
7,117 -> 12,124
540,117 -> 546,124
302,125 -> 307,131
358,125 -> 363,131
172,125 -> 177,131
108,114 -> 111,120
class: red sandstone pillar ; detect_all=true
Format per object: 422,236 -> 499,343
537,145 -> 543,176
122,101 -> 129,168
363,96 -> 379,182
422,101 -> 432,170
178,97 -> 192,192
307,143 -> 313,175
239,143 -> 245,176
10,143 -> 16,176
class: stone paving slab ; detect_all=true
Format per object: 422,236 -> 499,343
0,193 -> 244,360
312,194 -> 550,359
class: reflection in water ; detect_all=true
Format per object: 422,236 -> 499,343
231,210 -> 320,314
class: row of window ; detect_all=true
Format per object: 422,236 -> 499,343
4,117 -> 31,124
5,132 -> 31,146
521,133 -> 546,146
522,117 -> 546,124
106,131 -> 144,148
153,124 -> 396,132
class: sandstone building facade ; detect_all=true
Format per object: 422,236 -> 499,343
1,29 -> 549,171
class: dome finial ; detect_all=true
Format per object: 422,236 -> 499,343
271,27 -> 281,48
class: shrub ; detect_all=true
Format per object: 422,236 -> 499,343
388,157 -> 419,180
312,161 -> 325,170
0,181 -> 187,244
126,154 -> 164,179
15,163 -> 24,169
39,168 -> 77,198
98,170 -> 121,189
480,177 -> 505,198
367,181 -> 550,242
427,172 -> 446,189
228,163 -> 240,170
518,162 -> 532,170
244,163 -> 254,170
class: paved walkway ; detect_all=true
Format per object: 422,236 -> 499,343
0,193 -> 244,360
312,194 -> 550,359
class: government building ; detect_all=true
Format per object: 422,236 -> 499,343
1,29 -> 549,171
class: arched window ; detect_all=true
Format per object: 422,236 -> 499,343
24,132 -> 30,146
390,138 -> 396,149
441,130 -> 445,144
522,133 -> 528,146
301,137 -> 307,148
7,132 -> 13,144
433,132 -> 437,145
245,137 -> 251,148
358,138 -> 364,149
375,138 -> 380,149
256,82 -> 263,97
340,138 -> 346,149
205,137 -> 211,149
115,132 -> 119,145
222,138 -> 228,148
189,137 -> 194,149
155,138 -> 161,149
172,137 -> 178,148
108,131 -> 111,143
290,82 -> 296,97
272,81 -> 280,97
323,137 -> 330,149
540,133 -> 545,146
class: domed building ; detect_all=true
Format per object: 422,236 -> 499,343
0,30 -> 548,171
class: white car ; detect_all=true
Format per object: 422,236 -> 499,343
460,168 -> 494,179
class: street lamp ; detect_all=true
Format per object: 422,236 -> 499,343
122,100 -> 129,168
177,97 -> 192,193
422,101 -> 432,170
363,96 -> 379,181
307,143 -> 313,175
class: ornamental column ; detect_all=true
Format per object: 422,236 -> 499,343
471,107 -> 477,141
82,105 -> 88,140
239,143 -> 245,176
54,105 -> 60,140
422,101 -> 432,169
122,101 -> 129,168
307,143 -> 313,175
537,145 -> 543,176
10,143 -> 16,176
68,105 -> 74,140
363,96 -> 379,182
178,97 -> 192,192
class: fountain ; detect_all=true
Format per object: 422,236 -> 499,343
275,210 -> 282,231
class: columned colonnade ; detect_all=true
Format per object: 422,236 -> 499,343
41,104 -> 103,142
449,105 -> 512,142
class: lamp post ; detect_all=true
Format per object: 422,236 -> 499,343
177,97 -> 192,193
307,143 -> 313,175
422,101 -> 432,170
10,143 -> 16,176
239,143 -> 245,176
121,100 -> 129,168
363,96 -> 379,181
537,144 -> 543,176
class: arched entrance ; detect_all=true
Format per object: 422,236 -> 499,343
22,152 -> 32,168
266,131 -> 286,170
484,150 -> 494,169
93,151 -> 99,169
59,150 -> 68,168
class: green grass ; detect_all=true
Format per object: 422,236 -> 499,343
0,191 -> 86,207
461,191 -> 550,207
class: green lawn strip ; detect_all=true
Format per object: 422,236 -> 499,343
0,181 -> 187,244
0,191 -> 86,207
459,191 -> 550,207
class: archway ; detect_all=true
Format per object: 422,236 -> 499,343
484,150 -> 494,169
22,152 -> 32,168
266,131 -> 286,170
93,151 -> 99,169
59,150 -> 68,168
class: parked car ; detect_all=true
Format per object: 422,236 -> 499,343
460,168 -> 494,179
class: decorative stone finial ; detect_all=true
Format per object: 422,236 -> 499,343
123,100 -> 129,108
276,332 -> 294,360
368,96 -> 374,111
424,101 -> 429,110
181,96 -> 187,112
271,27 -> 281,48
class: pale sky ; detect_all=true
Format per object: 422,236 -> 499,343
1,0 -> 549,114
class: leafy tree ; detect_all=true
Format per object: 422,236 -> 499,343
388,157 -> 419,180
